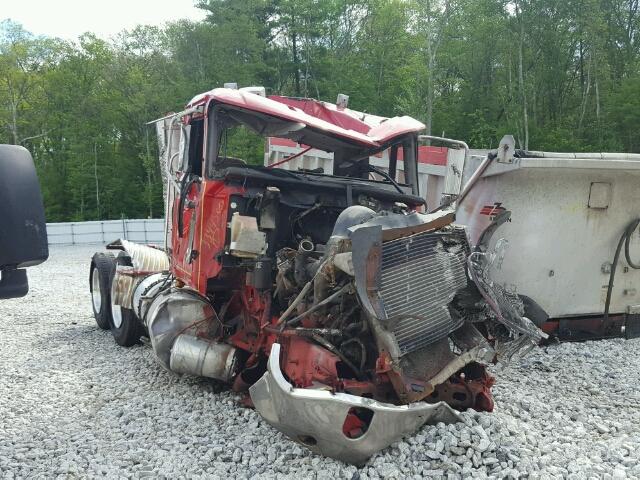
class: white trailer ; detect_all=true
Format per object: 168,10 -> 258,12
453,139 -> 640,338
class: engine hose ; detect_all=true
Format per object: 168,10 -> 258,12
340,338 -> 367,371
311,333 -> 363,379
603,218 -> 640,323
276,256 -> 332,327
286,283 -> 351,326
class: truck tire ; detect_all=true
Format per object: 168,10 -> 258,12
90,252 -> 116,330
109,252 -> 142,347
519,294 -> 549,328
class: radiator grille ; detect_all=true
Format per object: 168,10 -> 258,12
380,229 -> 469,355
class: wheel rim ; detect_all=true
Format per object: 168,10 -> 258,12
91,268 -> 102,312
111,302 -> 123,328
110,271 -> 124,329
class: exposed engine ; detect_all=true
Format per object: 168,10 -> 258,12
105,199 -> 545,464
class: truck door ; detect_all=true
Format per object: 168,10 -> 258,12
171,117 -> 205,285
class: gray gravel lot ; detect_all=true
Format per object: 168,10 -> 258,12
1,245 -> 639,479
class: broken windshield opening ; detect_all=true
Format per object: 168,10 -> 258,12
206,104 -> 420,195
218,125 -> 265,166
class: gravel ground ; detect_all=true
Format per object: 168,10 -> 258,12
1,245 -> 640,479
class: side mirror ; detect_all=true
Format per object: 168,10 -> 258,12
0,145 -> 48,298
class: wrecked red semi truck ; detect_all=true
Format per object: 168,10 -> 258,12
89,87 -> 546,464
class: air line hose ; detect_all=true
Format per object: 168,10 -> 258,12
603,218 -> 640,323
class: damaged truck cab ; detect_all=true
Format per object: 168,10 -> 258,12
90,87 -> 545,465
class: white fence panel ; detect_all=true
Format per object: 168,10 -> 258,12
46,219 -> 165,246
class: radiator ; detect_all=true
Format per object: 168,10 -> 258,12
379,229 -> 469,355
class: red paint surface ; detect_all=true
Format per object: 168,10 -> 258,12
186,89 -> 425,148
171,179 -> 245,294
268,96 -> 372,134
281,336 -> 341,388
416,146 -> 448,166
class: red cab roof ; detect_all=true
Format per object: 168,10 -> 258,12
187,88 -> 425,149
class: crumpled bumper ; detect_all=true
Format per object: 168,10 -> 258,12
249,343 -> 461,465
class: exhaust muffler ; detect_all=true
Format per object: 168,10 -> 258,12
169,334 -> 240,382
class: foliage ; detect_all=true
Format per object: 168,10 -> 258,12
1,0 -> 640,221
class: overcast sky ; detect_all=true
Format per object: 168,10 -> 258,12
2,0 -> 207,40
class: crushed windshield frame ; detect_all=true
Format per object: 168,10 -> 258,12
205,103 -> 420,196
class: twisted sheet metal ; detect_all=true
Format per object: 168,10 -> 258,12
250,343 -> 461,465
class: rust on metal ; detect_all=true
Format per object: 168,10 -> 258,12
381,211 -> 455,241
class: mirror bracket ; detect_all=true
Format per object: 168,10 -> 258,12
0,269 -> 29,299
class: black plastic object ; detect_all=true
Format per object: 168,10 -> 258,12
0,145 -> 48,299
0,269 -> 28,299
252,257 -> 273,290
0,145 -> 49,270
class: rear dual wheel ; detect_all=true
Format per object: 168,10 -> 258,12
90,252 -> 115,330
90,251 -> 142,347
109,252 -> 142,347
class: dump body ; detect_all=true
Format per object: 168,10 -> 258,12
454,153 -> 640,325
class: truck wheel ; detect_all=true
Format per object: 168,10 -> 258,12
519,295 -> 549,328
90,252 -> 116,330
110,252 -> 142,347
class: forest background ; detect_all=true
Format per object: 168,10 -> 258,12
2,0 -> 639,221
